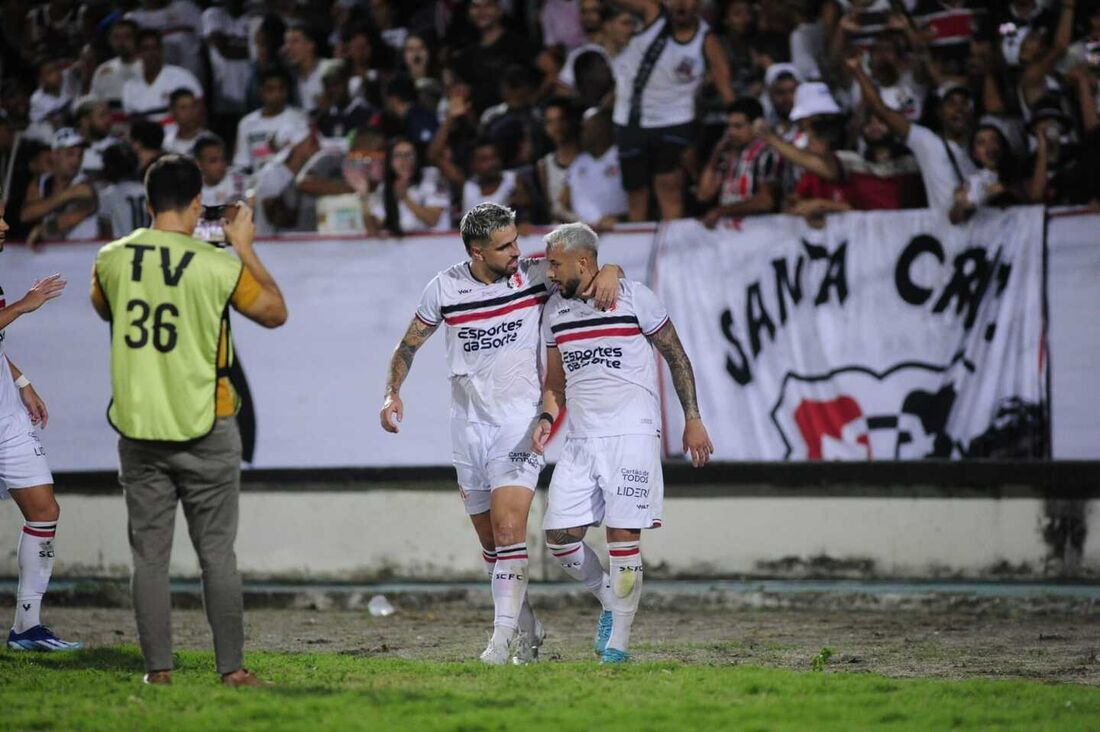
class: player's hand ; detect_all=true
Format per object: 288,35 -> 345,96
380,393 -> 404,433
16,274 -> 66,313
531,418 -> 552,455
224,202 -> 255,252
583,264 -> 621,311
683,418 -> 714,468
21,385 -> 48,429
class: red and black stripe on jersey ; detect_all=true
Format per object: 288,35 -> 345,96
426,283 -> 549,326
550,314 -> 643,344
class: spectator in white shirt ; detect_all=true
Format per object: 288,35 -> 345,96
91,19 -> 143,111
74,97 -> 116,177
366,138 -> 451,236
195,136 -> 249,206
30,57 -> 72,124
200,0 -> 252,128
560,108 -> 628,231
96,142 -> 150,238
233,67 -> 309,173
284,24 -> 334,114
162,88 -> 209,157
848,55 -> 976,216
122,29 -> 203,124
125,0 -> 204,79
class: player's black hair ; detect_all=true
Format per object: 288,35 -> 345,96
385,74 -> 418,104
129,118 -> 165,151
137,28 -> 163,47
169,87 -> 196,106
728,97 -> 765,122
193,134 -> 226,159
144,154 -> 202,214
102,143 -> 140,184
258,65 -> 292,89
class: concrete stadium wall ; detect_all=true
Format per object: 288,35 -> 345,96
1,487 -> 1096,581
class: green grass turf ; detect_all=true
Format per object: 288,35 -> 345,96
1,647 -> 1097,731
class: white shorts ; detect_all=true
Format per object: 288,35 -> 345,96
544,434 -> 663,531
0,410 -> 54,499
452,417 -> 544,515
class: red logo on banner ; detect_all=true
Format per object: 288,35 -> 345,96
793,396 -> 870,460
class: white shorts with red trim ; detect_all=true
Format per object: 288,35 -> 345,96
544,434 -> 663,531
0,410 -> 54,499
452,417 -> 544,515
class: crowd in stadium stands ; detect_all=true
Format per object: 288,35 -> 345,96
1,0 -> 1099,242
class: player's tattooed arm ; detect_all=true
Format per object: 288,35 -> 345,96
380,316 -> 438,433
648,321 -> 700,420
649,320 -> 715,467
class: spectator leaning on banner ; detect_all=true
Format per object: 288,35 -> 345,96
90,154 -> 286,687
696,97 -> 779,228
846,52 -> 974,217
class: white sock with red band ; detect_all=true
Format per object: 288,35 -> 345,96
14,521 -> 57,633
547,541 -> 611,610
607,541 -> 643,652
483,548 -> 537,639
490,543 -> 529,645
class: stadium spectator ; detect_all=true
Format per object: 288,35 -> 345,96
315,62 -> 379,142
1025,98 -> 1089,206
233,67 -> 309,174
560,108 -> 628,231
24,0 -> 81,60
696,98 -> 780,228
368,0 -> 408,53
761,62 -> 802,134
481,65 -> 541,170
200,0 -> 252,141
74,96 -> 115,178
949,123 -> 1023,223
365,137 -> 451,236
96,143 -> 149,238
30,57 -> 72,125
91,19 -> 143,112
196,135 -> 249,207
381,75 -> 438,156
452,0 -> 535,116
847,53 -> 975,216
162,88 -> 209,157
454,137 -> 518,216
611,0 -> 734,222
538,97 -> 583,224
252,128 -> 319,234
284,24 -> 335,114
338,25 -> 387,108
128,118 -> 166,174
21,127 -> 97,244
125,0 -> 204,79
557,2 -> 633,97
400,33 -> 438,88
122,29 -> 203,124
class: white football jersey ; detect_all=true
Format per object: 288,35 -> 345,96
0,284 -> 22,420
416,258 -> 552,425
543,280 -> 669,438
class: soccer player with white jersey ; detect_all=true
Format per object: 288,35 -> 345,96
0,203 -> 79,651
532,222 -> 713,664
380,203 -> 623,665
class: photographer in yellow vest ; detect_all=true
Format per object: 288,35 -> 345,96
90,154 -> 287,687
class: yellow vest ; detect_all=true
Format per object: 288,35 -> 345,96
96,228 -> 242,441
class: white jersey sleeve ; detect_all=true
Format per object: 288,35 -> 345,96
632,282 -> 670,336
542,300 -> 557,348
415,276 -> 443,326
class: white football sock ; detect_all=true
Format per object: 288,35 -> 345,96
14,521 -> 57,633
490,543 -> 529,645
485,548 -> 536,637
547,541 -> 611,610
607,541 -> 643,652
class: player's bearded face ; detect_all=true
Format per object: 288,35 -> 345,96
477,225 -> 520,278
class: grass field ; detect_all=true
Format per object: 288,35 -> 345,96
2,647 -> 1098,731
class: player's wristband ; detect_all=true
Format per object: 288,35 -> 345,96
538,412 -> 555,427
14,375 -> 30,389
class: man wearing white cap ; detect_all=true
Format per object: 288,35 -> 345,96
761,63 -> 802,135
20,129 -> 98,243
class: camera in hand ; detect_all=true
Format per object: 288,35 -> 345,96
194,204 -> 230,244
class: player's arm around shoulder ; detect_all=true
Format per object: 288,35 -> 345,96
380,314 -> 438,433
224,203 -> 288,328
646,318 -> 715,468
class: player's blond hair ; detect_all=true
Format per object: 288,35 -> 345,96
544,222 -> 599,255
459,202 -> 516,253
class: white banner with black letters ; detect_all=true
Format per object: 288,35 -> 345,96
654,207 -> 1047,461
